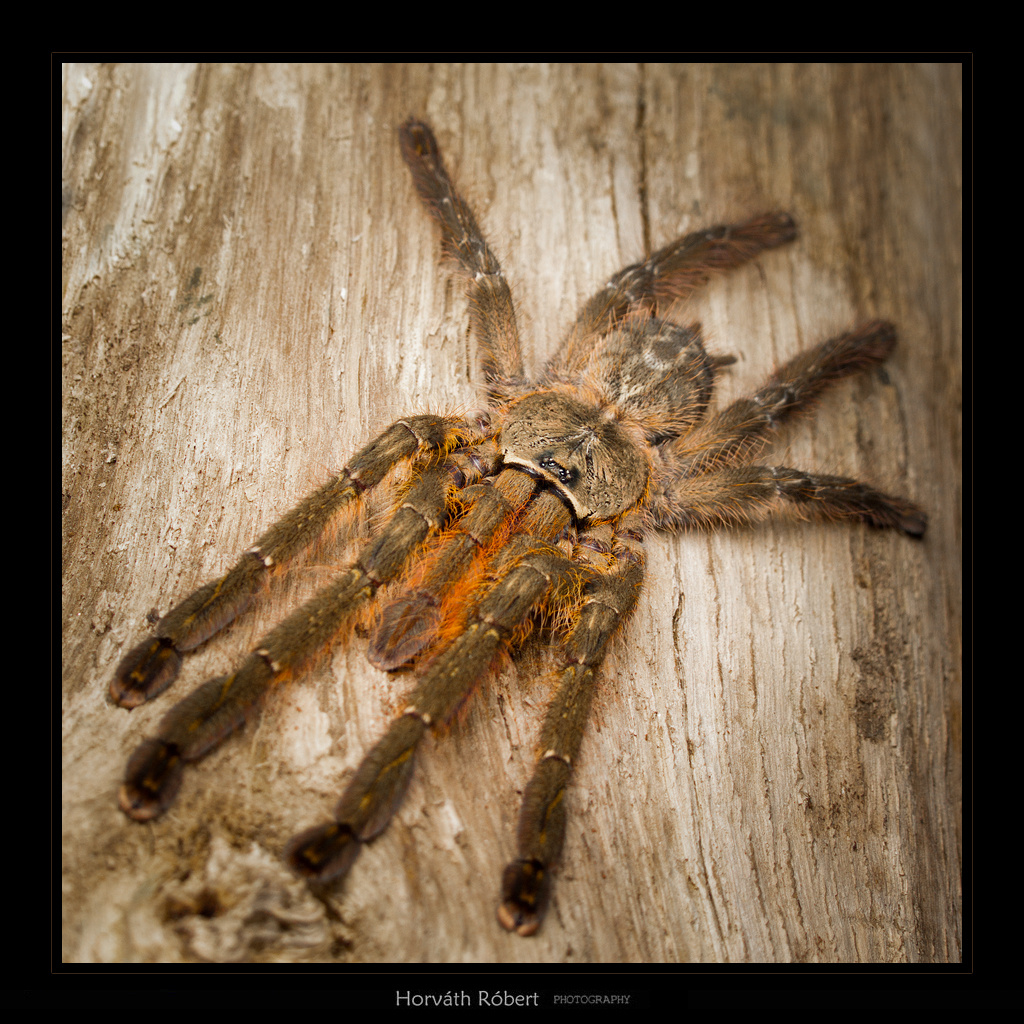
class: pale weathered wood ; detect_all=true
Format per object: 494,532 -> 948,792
62,62 -> 961,964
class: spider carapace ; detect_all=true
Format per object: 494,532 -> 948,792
112,119 -> 926,937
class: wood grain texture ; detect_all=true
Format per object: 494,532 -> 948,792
61,62 -> 961,964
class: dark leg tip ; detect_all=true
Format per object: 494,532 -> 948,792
120,739 -> 184,821
744,211 -> 798,247
900,509 -> 928,538
368,594 -> 441,671
769,211 -> 798,239
498,859 -> 550,937
111,638 -> 182,708
286,822 -> 362,883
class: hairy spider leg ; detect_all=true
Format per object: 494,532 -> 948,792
546,212 -> 798,380
400,120 -> 526,400
670,321 -> 899,476
650,322 -> 927,535
369,474 -> 515,671
111,415 -> 471,709
664,465 -> 927,535
287,478 -> 589,884
118,433 -> 484,822
498,516 -> 645,935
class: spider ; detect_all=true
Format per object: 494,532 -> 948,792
111,119 -> 926,938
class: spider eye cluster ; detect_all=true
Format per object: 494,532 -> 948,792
538,456 -> 577,485
501,392 -> 648,522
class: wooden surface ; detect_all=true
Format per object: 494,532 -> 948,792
61,63 -> 962,964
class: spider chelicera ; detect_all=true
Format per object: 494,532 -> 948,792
112,119 -> 926,936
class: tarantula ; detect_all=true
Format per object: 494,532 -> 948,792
112,119 -> 925,937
